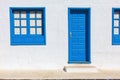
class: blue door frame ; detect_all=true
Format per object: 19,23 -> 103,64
68,8 -> 91,64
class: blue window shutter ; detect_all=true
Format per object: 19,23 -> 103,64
10,7 -> 46,45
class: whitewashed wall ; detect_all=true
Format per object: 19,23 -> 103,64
0,0 -> 120,70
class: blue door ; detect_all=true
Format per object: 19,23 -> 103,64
68,8 -> 90,63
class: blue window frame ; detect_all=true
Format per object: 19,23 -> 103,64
112,8 -> 120,45
10,7 -> 46,45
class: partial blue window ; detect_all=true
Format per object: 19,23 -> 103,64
112,8 -> 120,45
10,8 -> 46,45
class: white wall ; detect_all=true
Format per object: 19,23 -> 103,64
0,0 -> 120,70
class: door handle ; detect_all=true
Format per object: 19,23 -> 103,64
70,32 -> 72,37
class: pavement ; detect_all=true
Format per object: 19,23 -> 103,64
0,69 -> 120,79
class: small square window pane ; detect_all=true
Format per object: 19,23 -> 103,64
30,28 -> 36,34
114,28 -> 119,35
114,11 -> 119,19
36,11 -> 42,18
30,11 -> 35,18
37,28 -> 42,35
30,20 -> 35,26
14,20 -> 20,26
21,20 -> 26,26
114,20 -> 119,27
14,28 -> 20,34
21,28 -> 27,34
21,11 -> 26,18
37,20 -> 42,26
14,11 -> 20,18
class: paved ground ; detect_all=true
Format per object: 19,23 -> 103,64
0,69 -> 120,79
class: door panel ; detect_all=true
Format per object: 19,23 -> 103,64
68,8 -> 90,63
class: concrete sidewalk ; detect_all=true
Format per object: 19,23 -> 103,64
0,69 -> 120,79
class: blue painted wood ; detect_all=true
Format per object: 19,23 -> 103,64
10,7 -> 46,45
68,8 -> 90,63
112,8 -> 120,45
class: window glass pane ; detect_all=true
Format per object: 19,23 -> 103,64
114,11 -> 119,19
30,28 -> 36,34
37,28 -> 42,35
21,28 -> 27,34
14,28 -> 20,34
37,20 -> 42,26
21,20 -> 26,26
14,20 -> 20,26
36,11 -> 42,18
30,20 -> 35,26
30,11 -> 35,18
114,28 -> 119,35
21,11 -> 26,18
14,11 -> 20,18
114,20 -> 119,27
